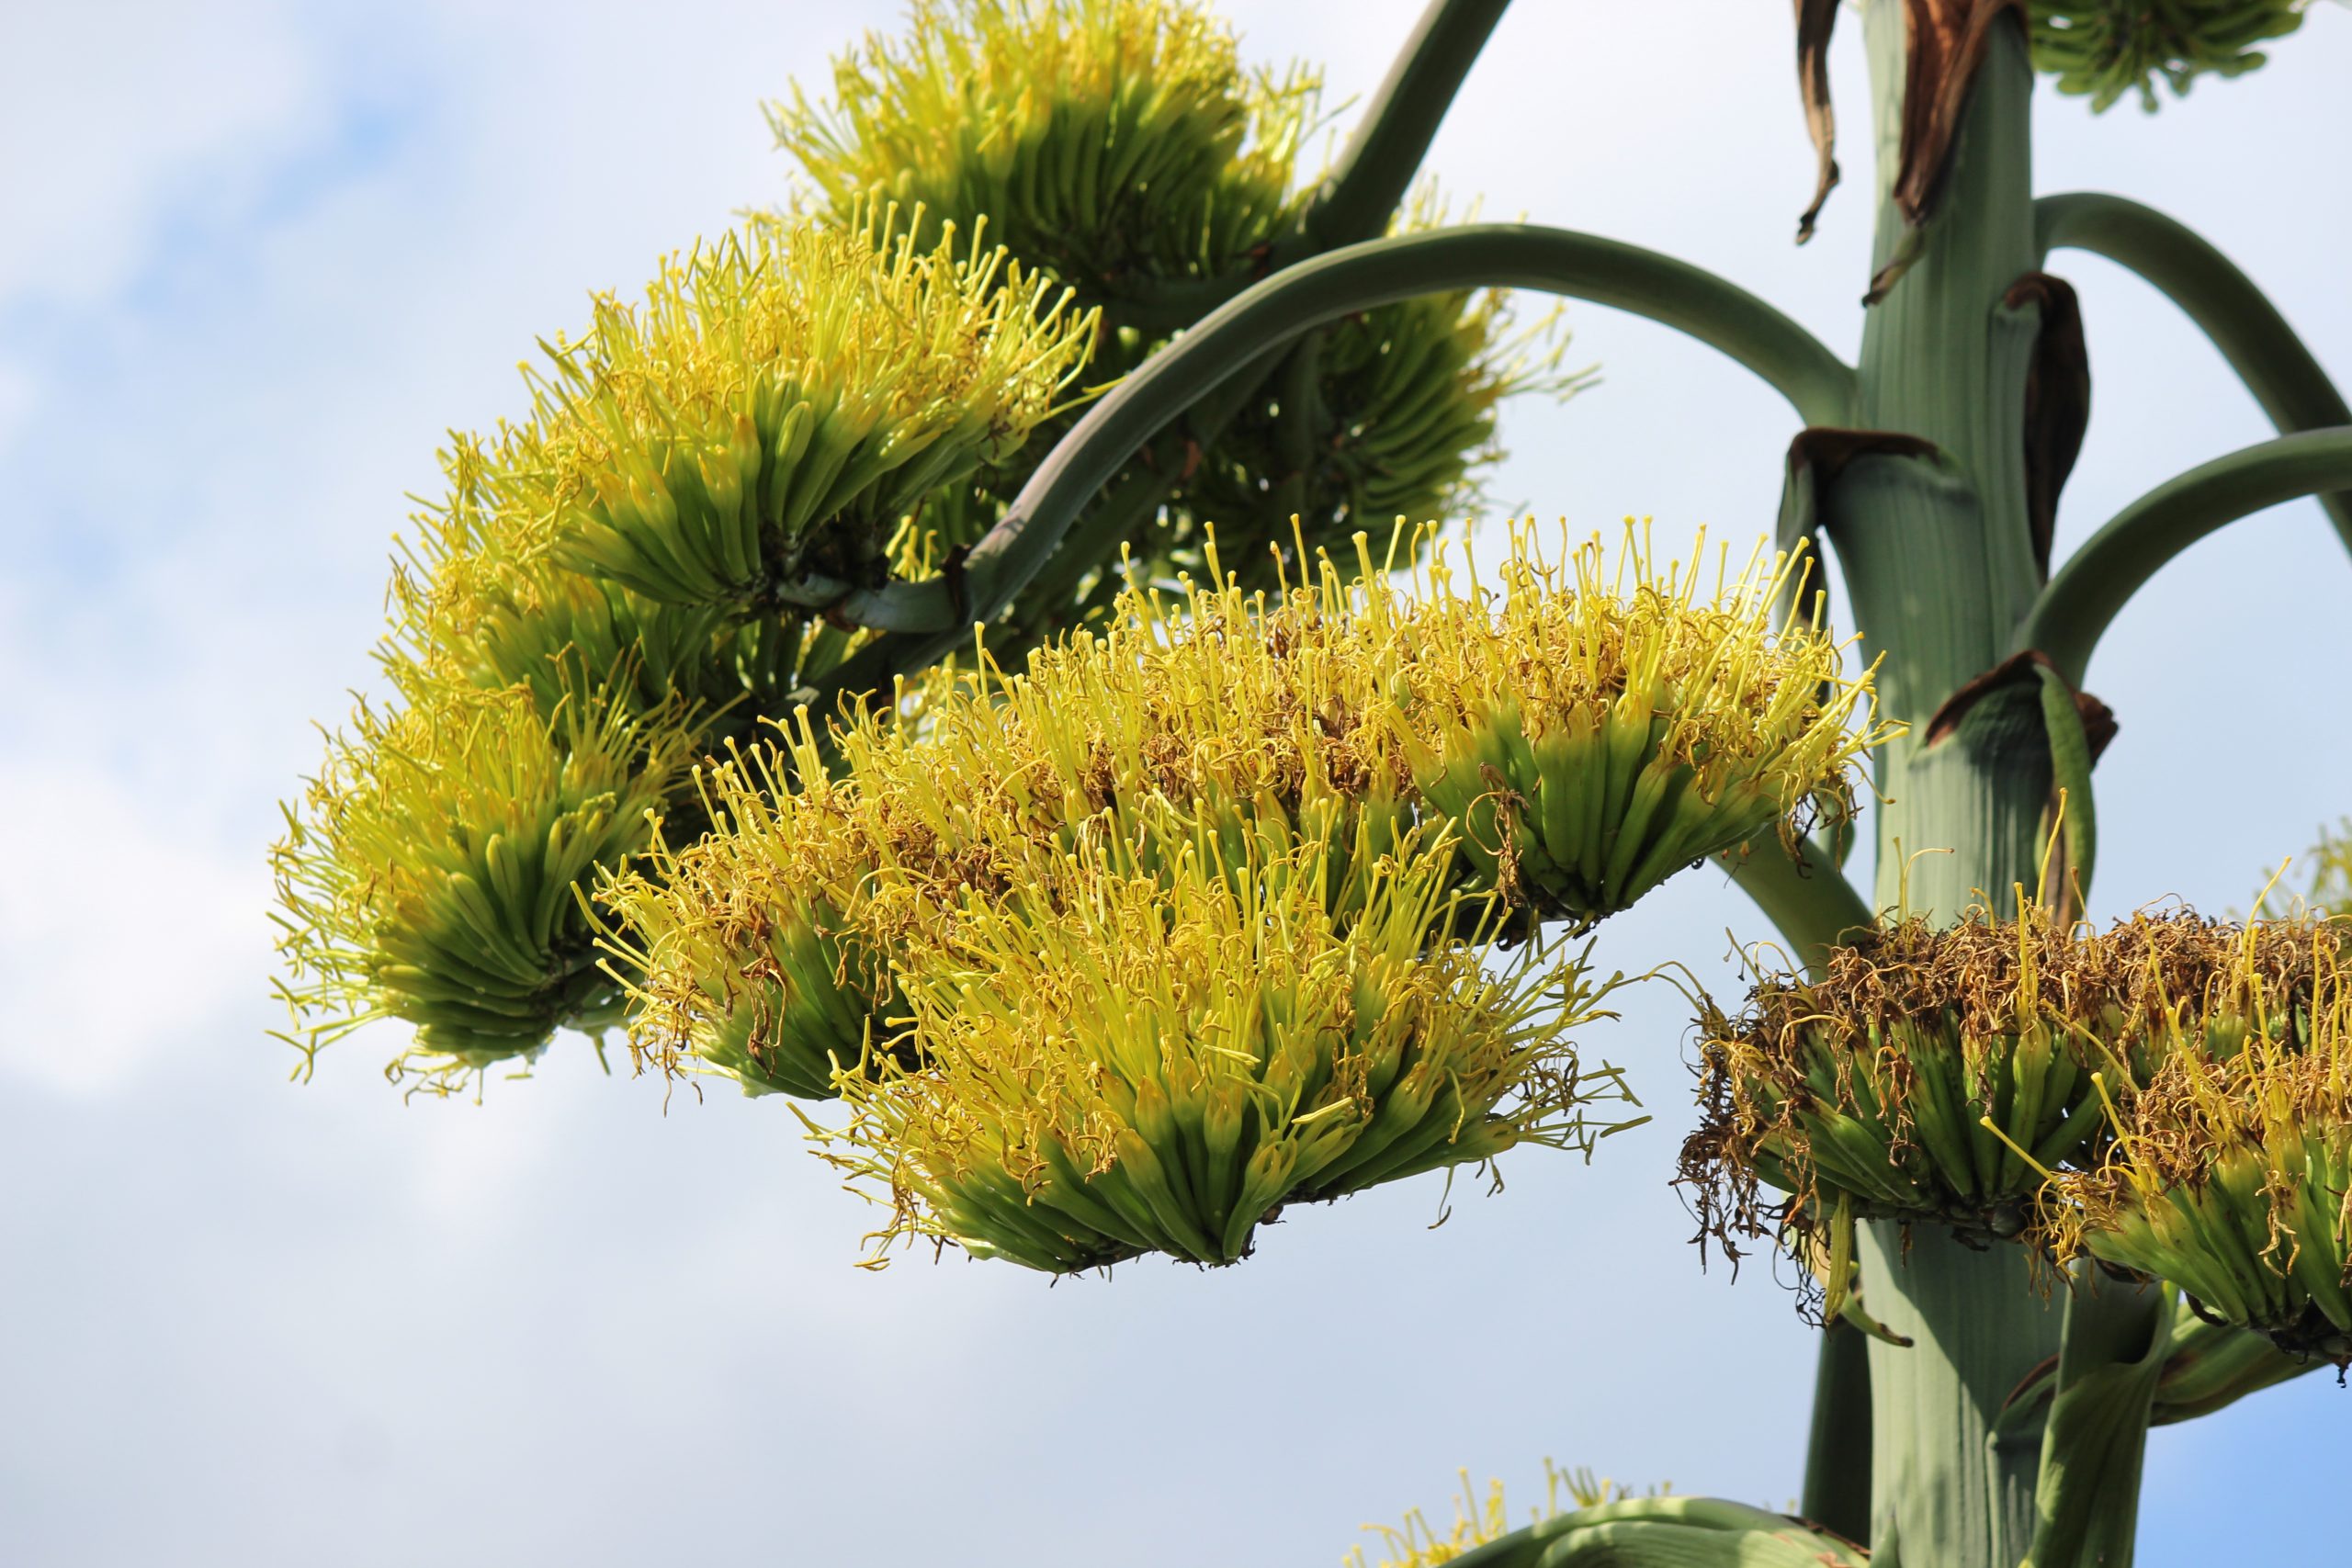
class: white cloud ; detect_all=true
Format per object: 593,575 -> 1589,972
0,358 -> 31,454
0,0 -> 319,304
0,758 -> 266,1094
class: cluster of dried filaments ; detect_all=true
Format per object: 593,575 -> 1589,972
1690,906 -> 2352,1363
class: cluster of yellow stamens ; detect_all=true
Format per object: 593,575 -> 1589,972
603,525 -> 1880,1269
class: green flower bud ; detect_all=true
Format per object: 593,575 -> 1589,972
2030,0 -> 2313,113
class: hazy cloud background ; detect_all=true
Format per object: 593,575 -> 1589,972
1,3 -> 2345,1563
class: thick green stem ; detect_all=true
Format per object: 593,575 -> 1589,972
1838,9 -> 2073,1563
1846,6 -> 2046,923
2016,426 -> 2352,685
1856,1224 -> 2059,1568
1802,1323 -> 1875,1544
2035,190 -> 2352,557
2024,1269 -> 2172,1568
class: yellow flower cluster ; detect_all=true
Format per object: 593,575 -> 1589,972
2049,929 -> 2352,1363
604,525 -> 1880,1269
773,0 -> 1578,629
276,207 -> 1094,1085
498,209 -> 1095,607
774,0 -> 1312,299
272,680 -> 687,1087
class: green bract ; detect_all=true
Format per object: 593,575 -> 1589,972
2030,0 -> 2312,113
272,679 -> 688,1086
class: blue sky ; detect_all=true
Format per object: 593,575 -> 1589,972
1,4 -> 2345,1563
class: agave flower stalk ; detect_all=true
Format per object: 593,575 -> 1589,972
270,0 -> 2352,1561
816,808 -> 1635,1272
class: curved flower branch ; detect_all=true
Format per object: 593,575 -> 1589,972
2037,191 -> 2352,557
2017,426 -> 2352,685
812,222 -> 1856,697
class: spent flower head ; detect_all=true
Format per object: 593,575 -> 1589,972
2044,923 -> 2352,1364
1686,902 -> 2345,1314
